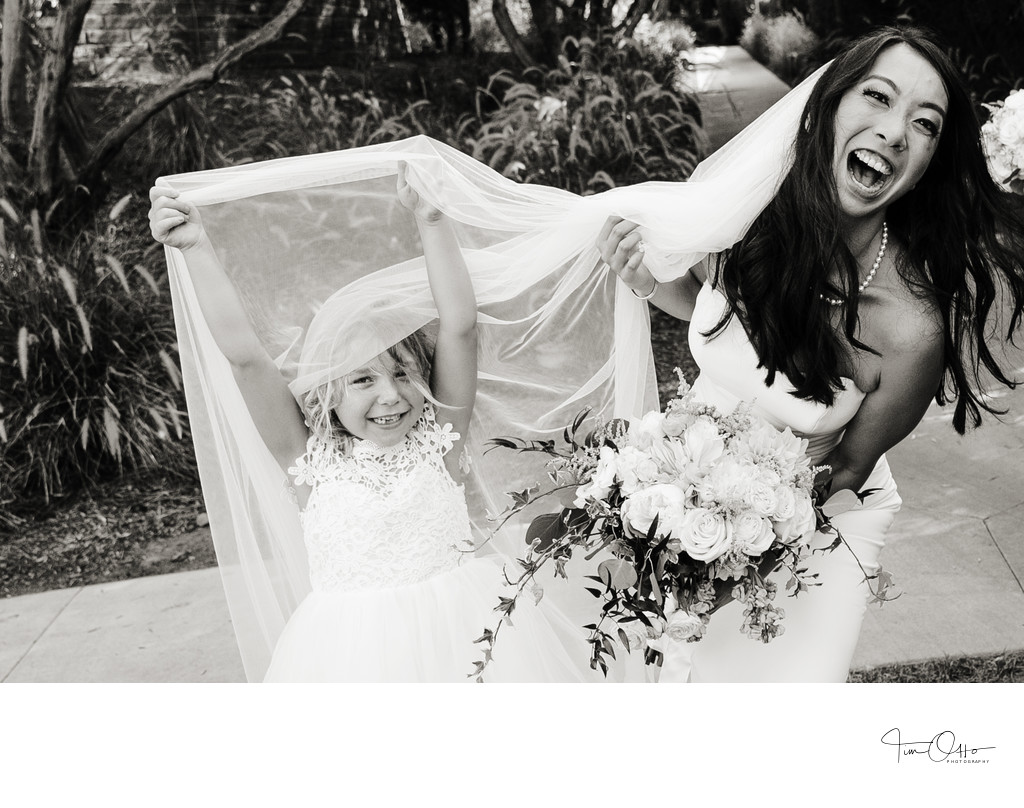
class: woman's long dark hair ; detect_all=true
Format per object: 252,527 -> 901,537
709,25 -> 1024,434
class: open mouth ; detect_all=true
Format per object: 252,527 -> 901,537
848,148 -> 893,192
369,413 -> 405,426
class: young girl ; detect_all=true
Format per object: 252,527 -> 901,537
149,165 -> 596,682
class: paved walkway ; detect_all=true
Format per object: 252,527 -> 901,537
676,45 -> 791,151
2,48 -> 1022,682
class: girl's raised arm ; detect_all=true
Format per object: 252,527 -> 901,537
396,163 -> 477,479
149,185 -> 309,475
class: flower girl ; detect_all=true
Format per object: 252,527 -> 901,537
149,165 -> 594,682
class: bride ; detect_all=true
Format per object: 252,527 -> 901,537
599,26 -> 1024,681
158,25 -> 1022,683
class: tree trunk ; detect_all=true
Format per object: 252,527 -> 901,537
76,0 -> 310,191
620,0 -> 655,37
492,0 -> 536,67
528,0 -> 562,63
26,0 -> 91,200
1,0 -> 27,134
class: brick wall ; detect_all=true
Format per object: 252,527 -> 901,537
74,0 -> 410,81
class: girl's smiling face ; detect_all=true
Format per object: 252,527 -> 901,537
335,347 -> 426,447
832,43 -> 949,221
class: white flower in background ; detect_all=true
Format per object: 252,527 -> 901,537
982,89 -> 1024,191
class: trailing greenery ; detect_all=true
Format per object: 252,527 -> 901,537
461,36 -> 706,194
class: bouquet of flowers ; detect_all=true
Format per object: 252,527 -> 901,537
981,88 -> 1024,194
472,372 -> 896,679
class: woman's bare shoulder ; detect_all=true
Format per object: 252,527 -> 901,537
868,281 -> 943,360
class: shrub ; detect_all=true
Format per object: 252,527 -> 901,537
460,36 -> 707,194
630,15 -> 699,74
740,6 -> 819,85
0,200 -> 191,506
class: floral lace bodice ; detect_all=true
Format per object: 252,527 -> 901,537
288,405 -> 473,593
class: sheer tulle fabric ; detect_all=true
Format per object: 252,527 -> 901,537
160,67 -> 824,681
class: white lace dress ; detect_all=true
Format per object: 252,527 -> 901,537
262,406 -> 595,682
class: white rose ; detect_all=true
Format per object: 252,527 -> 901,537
683,417 -> 726,471
1003,89 -> 1024,111
617,621 -> 648,651
997,116 -> 1024,147
986,144 -> 1016,183
665,610 -> 704,642
749,480 -> 779,518
676,507 -> 731,562
621,483 -> 688,537
615,445 -> 660,496
661,410 -> 690,437
772,485 -> 796,521
728,511 -> 776,555
774,490 -> 817,545
627,411 -> 665,450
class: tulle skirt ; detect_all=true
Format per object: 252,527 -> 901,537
659,455 -> 902,683
263,556 -> 609,683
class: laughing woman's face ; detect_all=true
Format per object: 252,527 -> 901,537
831,43 -> 949,221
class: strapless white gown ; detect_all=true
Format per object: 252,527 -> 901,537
659,283 -> 902,682
263,406 -> 602,683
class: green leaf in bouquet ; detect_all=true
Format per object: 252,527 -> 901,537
564,407 -> 592,447
556,485 -> 580,508
598,558 -> 639,590
821,488 -> 861,518
526,511 -> 566,551
584,586 -> 603,599
487,437 -> 522,452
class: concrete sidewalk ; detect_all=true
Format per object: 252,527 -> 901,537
2,47 -> 1022,683
677,45 -> 791,151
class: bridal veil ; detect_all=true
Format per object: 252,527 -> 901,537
159,65 -> 823,681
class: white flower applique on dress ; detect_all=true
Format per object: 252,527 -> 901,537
287,404 -> 475,593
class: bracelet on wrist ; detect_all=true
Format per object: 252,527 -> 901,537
631,280 -> 658,300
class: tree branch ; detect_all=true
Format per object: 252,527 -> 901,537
27,0 -> 91,198
1,0 -> 27,132
491,0 -> 536,68
75,0 -> 309,190
620,0 -> 655,38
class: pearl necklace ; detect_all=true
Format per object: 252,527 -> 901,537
819,221 -> 888,306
